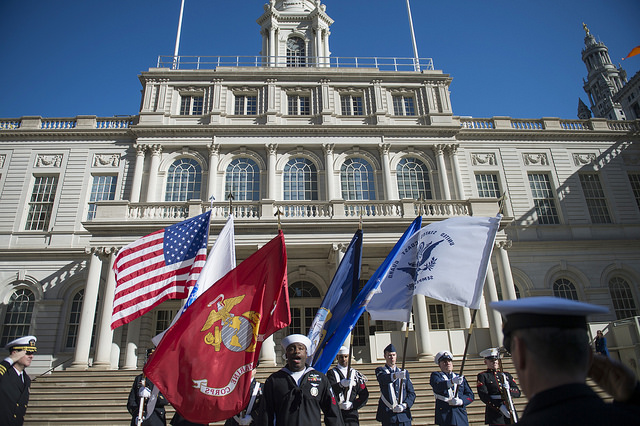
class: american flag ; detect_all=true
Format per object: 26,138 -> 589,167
111,211 -> 211,329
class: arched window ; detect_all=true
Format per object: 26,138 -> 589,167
165,158 -> 202,202
283,158 -> 318,200
286,37 -> 306,67
225,158 -> 260,201
553,278 -> 579,301
496,283 -> 522,301
1,288 -> 35,347
396,157 -> 432,199
609,277 -> 638,320
288,281 -> 321,298
341,158 -> 376,200
65,290 -> 84,349
288,281 -> 321,335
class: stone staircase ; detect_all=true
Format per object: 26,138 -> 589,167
24,358 -> 610,425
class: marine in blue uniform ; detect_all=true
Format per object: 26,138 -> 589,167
429,350 -> 474,426
375,344 -> 416,426
491,296 -> 640,426
0,335 -> 36,426
328,346 -> 369,425
476,347 -> 520,425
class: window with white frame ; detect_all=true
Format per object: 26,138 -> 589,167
165,158 -> 202,202
283,158 -> 318,201
225,158 -> 260,201
65,290 -> 83,349
428,304 -> 446,330
528,173 -> 559,224
234,94 -> 258,115
286,37 -> 306,67
26,175 -> 58,231
476,173 -> 501,198
392,95 -> 416,116
340,94 -> 364,116
341,157 -> 376,200
155,309 -> 178,336
1,288 -> 35,347
397,157 -> 432,199
579,173 -> 611,224
180,95 -> 204,115
288,94 -> 311,115
609,277 -> 638,320
628,173 -> 640,211
87,175 -> 117,220
552,278 -> 579,300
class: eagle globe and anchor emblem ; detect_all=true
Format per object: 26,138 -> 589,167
201,294 -> 261,353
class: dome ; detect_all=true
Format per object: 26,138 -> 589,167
273,0 -> 318,12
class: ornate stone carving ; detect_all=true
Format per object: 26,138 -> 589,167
496,240 -> 513,250
322,143 -> 334,155
266,143 -> 278,155
471,153 -> 496,166
573,153 -> 596,166
35,154 -> 63,168
209,144 -> 220,156
0,154 -> 5,168
378,143 -> 390,156
523,153 -> 548,166
93,154 -> 121,167
149,144 -> 163,156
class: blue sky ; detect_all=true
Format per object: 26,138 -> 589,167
1,0 -> 638,119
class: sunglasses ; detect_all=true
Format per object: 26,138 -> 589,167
25,351 -> 36,355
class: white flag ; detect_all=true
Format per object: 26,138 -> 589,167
366,215 -> 501,322
151,214 -> 236,345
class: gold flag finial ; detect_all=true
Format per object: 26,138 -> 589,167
582,23 -> 590,36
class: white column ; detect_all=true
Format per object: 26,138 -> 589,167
259,335 -> 277,367
413,294 -> 432,359
448,144 -> 465,200
379,142 -> 395,200
146,144 -> 162,202
323,29 -> 330,65
484,266 -> 503,348
208,143 -> 220,202
70,249 -> 103,370
124,318 -> 141,370
266,144 -> 278,199
496,240 -> 517,301
92,249 -> 117,369
130,144 -> 146,203
477,292 -> 489,328
323,144 -> 335,200
433,145 -> 451,200
111,325 -> 123,370
459,306 -> 472,329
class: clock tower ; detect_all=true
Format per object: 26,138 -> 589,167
257,0 -> 334,67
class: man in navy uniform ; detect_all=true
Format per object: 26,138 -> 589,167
328,346 -> 369,425
375,343 -> 416,425
0,335 -> 36,426
491,296 -> 640,425
476,347 -> 520,425
127,347 -> 169,426
262,334 -> 343,425
429,350 -> 474,426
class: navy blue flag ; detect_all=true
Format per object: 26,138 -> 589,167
308,229 -> 363,369
310,217 -> 422,373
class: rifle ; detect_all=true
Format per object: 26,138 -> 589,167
137,375 -> 147,426
497,348 -> 518,423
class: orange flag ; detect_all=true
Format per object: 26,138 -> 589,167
623,45 -> 640,60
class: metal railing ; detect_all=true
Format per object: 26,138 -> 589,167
156,55 -> 434,72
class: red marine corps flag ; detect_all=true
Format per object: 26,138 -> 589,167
143,231 -> 289,424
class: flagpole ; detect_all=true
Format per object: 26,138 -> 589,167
458,309 -> 478,376
173,0 -> 186,70
405,0 -> 421,72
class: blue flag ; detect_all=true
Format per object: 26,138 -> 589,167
308,229 -> 363,368
311,217 -> 422,373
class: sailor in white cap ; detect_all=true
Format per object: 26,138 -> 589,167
430,350 -> 474,425
328,346 -> 369,425
476,347 -> 520,425
491,296 -> 640,425
1,335 -> 37,426
375,343 -> 416,425
262,334 -> 344,425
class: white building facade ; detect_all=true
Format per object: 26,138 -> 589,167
1,1 -> 639,374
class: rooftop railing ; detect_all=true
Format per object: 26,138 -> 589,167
156,55 -> 435,72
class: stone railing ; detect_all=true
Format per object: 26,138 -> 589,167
459,117 -> 638,132
0,119 -> 21,130
0,116 -> 135,131
90,199 -> 497,223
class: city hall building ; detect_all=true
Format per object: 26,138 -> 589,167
1,1 -> 639,376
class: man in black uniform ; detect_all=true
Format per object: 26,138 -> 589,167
375,343 -> 416,426
491,296 -> 640,426
476,347 -> 520,425
127,348 -> 169,426
262,334 -> 343,426
328,346 -> 369,425
0,335 -> 36,426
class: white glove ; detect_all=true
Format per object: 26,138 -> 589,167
138,386 -> 151,398
452,376 -> 464,386
392,370 -> 407,381
238,415 -> 253,425
502,378 -> 511,390
392,404 -> 405,413
340,378 -> 354,388
499,404 -> 511,418
339,401 -> 353,410
448,397 -> 463,406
